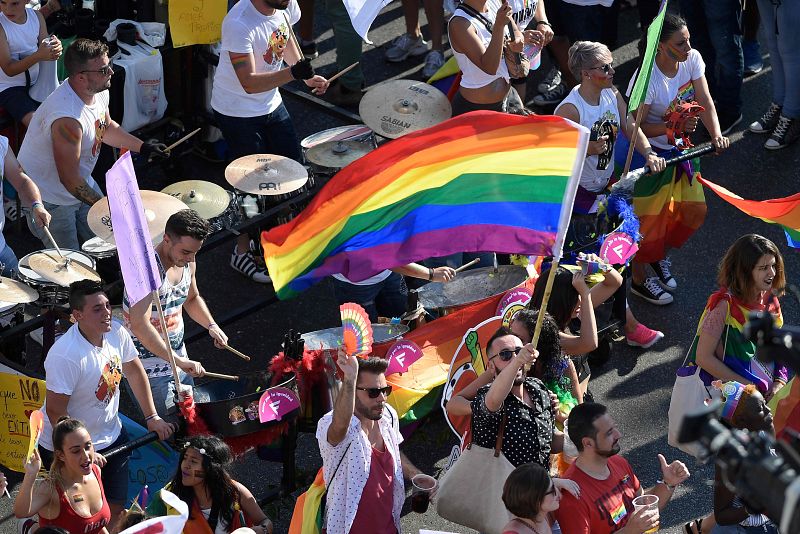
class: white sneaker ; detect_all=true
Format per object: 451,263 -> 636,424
230,242 -> 271,284
385,33 -> 429,62
17,518 -> 37,534
422,50 -> 445,79
537,67 -> 561,94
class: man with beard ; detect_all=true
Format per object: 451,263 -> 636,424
18,38 -> 168,250
470,327 -> 564,469
123,209 -> 227,421
211,0 -> 329,285
555,402 -> 690,534
316,352 -> 432,534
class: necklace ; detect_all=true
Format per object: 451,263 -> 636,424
518,516 -> 546,534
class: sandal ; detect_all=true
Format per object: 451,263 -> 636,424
684,518 -> 703,534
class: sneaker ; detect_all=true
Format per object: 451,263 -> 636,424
4,199 -> 18,222
537,66 -> 561,94
533,82 -> 567,106
18,518 -> 37,534
299,39 -> 319,60
743,39 -> 763,76
626,322 -> 665,348
765,115 -> 800,150
749,103 -> 782,134
719,112 -> 743,136
422,49 -> 445,79
650,258 -> 677,290
385,33 -> 428,63
325,81 -> 363,107
230,242 -> 271,284
631,277 -> 674,305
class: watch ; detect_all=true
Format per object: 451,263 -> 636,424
536,20 -> 551,27
657,479 -> 676,490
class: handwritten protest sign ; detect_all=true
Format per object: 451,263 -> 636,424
169,0 -> 225,48
0,371 -> 45,472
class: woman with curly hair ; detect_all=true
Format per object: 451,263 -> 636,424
147,435 -> 273,534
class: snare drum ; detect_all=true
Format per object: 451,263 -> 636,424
208,191 -> 244,233
301,125 -> 378,178
17,249 -> 97,308
82,237 -> 120,283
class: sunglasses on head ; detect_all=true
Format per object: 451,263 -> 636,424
356,385 -> 393,398
490,346 -> 524,362
589,62 -> 614,74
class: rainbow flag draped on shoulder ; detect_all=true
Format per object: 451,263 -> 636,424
263,112 -> 589,298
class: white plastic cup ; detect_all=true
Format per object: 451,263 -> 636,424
632,494 -> 659,533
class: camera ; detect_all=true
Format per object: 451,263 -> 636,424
676,309 -> 800,533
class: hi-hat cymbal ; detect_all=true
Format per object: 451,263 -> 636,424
359,80 -> 452,139
225,154 -> 308,196
305,140 -> 375,169
161,180 -> 230,220
28,251 -> 101,287
0,276 -> 38,303
88,191 -> 190,245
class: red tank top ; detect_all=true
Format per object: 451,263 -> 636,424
349,446 -> 396,534
39,464 -> 111,534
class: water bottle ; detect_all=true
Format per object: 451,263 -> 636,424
523,43 -> 542,71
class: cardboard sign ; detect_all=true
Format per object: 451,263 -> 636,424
0,370 -> 45,472
168,0 -> 225,48
122,414 -> 179,505
600,232 -> 639,265
386,340 -> 423,375
259,387 -> 301,423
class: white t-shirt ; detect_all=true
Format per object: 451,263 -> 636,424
39,321 -> 138,451
211,0 -> 301,117
332,270 -> 392,286
0,8 -> 40,92
489,0 -> 539,29
0,136 -> 10,253
18,80 -> 108,205
627,49 -> 706,150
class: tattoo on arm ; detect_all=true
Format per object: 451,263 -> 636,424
58,123 -> 81,146
71,183 -> 102,206
231,55 -> 249,70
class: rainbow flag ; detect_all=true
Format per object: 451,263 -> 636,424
262,112 -> 588,299
699,177 -> 800,248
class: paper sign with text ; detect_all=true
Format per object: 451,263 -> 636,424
0,371 -> 45,472
169,0 -> 225,48
386,339 -> 423,375
600,232 -> 639,265
259,387 -> 301,423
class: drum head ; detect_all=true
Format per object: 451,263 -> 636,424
416,266 -> 528,309
302,323 -> 409,350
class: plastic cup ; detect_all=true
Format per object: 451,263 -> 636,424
411,474 -> 437,513
632,494 -> 659,533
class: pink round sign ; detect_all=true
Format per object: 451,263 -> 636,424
386,339 -> 423,375
600,232 -> 639,265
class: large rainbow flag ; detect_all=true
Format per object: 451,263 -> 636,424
699,177 -> 800,248
262,112 -> 588,298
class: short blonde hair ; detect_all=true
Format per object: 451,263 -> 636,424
568,41 -> 612,82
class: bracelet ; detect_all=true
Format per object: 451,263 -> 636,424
428,267 -> 434,281
536,20 -> 551,27
646,150 -> 658,157
208,322 -> 217,330
657,479 -> 675,490
145,413 -> 160,422
31,201 -> 44,210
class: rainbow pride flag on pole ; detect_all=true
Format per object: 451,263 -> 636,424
263,112 -> 589,299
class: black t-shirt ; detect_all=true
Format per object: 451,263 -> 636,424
470,377 -> 555,468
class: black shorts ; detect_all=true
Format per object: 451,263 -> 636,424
0,86 -> 39,122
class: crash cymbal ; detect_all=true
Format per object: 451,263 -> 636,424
224,154 -> 308,196
87,191 -> 190,245
0,276 -> 38,303
305,140 -> 375,169
161,180 -> 230,220
359,80 -> 452,139
28,251 -> 101,287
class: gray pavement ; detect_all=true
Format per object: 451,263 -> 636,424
2,1 -> 800,533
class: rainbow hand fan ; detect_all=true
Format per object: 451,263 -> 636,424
340,303 -> 373,356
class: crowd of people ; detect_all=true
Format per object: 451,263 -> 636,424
0,0 -> 794,533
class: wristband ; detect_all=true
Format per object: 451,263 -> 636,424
428,267 -> 434,281
31,201 -> 44,210
646,150 -> 658,157
536,20 -> 551,27
145,413 -> 160,422
208,322 -> 218,330
657,479 -> 675,490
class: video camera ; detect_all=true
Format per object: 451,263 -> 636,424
677,309 -> 800,533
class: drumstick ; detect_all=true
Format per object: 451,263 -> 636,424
311,62 -> 359,95
455,258 -> 480,273
223,344 -> 251,361
165,128 -> 201,152
42,226 -> 65,259
203,371 -> 239,381
3,488 -> 10,499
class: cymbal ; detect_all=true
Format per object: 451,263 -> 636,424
88,191 -> 190,245
161,180 -> 230,220
305,140 -> 375,169
28,251 -> 101,287
0,276 -> 38,303
224,154 -> 308,196
359,80 -> 452,139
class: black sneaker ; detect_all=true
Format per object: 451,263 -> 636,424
300,40 -> 319,59
631,277 -> 674,305
764,115 -> 800,150
650,258 -> 677,290
719,112 -> 743,136
533,82 -> 567,106
749,103 -> 782,134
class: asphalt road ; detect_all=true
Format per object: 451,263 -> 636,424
2,2 -> 800,533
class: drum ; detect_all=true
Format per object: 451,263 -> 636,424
301,125 -> 377,177
416,265 -> 529,316
0,300 -> 23,328
81,237 -> 120,283
208,191 -> 244,233
17,249 -> 97,308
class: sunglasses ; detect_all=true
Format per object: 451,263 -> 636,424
546,484 -> 557,496
81,62 -> 114,76
356,385 -> 393,398
490,346 -> 524,362
589,62 -> 614,74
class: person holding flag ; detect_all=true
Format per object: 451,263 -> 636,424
616,12 -> 729,306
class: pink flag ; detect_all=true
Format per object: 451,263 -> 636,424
105,152 -> 162,306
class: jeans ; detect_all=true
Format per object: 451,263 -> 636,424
0,244 -> 18,277
214,103 -> 302,163
711,523 -> 779,534
123,368 -> 194,423
324,0 -> 365,91
27,200 -> 93,250
331,272 -> 407,322
757,0 -> 800,118
679,0 -> 743,116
